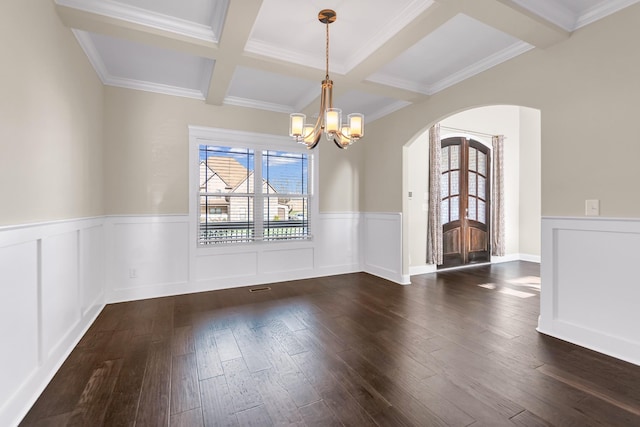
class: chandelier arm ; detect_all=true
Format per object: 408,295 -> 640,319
308,132 -> 322,149
338,130 -> 359,140
333,136 -> 347,149
302,114 -> 322,140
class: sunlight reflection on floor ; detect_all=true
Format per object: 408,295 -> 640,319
477,275 -> 541,298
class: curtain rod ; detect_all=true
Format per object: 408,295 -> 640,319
440,125 -> 505,139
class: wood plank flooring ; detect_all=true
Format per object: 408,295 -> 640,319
20,262 -> 640,426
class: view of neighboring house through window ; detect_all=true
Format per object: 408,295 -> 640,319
199,145 -> 310,244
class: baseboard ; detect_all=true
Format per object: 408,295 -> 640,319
108,263 -> 362,303
2,302 -> 104,427
537,321 -> 640,367
519,253 -> 541,263
409,264 -> 438,276
364,264 -> 410,285
409,253 -> 541,276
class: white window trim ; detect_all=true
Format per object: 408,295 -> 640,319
188,126 -> 318,253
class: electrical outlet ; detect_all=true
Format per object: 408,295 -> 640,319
585,199 -> 599,216
129,268 -> 138,279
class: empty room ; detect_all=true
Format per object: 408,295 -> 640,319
2,1 -> 640,426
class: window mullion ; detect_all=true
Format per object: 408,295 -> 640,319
254,150 -> 263,240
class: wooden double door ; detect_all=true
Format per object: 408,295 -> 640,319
439,137 -> 491,268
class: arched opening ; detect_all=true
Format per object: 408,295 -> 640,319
403,105 -> 541,275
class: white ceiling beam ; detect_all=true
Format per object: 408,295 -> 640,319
206,0 -> 263,105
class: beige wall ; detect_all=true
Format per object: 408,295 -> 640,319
405,132 -> 429,266
103,87 -> 364,215
519,107 -> 542,256
6,2 -> 637,228
0,1 -> 104,226
365,4 -> 640,219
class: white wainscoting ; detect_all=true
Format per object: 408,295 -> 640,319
0,218 -> 105,427
362,212 -> 409,284
106,213 -> 364,302
539,216 -> 640,366
0,211 -> 402,425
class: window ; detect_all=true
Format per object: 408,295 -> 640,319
194,129 -> 313,245
262,150 -> 309,241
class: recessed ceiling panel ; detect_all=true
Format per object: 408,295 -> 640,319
61,0 -> 640,121
225,67 -> 318,113
333,91 -> 411,123
246,0 -> 435,74
510,0 -> 640,31
113,0 -> 228,27
81,31 -> 214,98
366,14 -> 532,95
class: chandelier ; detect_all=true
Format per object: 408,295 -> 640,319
289,9 -> 364,149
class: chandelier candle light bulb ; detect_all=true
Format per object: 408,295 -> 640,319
288,9 -> 364,149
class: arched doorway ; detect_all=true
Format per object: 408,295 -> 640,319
403,105 -> 541,275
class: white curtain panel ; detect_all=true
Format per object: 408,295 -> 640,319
492,135 -> 505,256
426,124 -> 443,265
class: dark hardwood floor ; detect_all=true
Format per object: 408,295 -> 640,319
21,262 -> 640,426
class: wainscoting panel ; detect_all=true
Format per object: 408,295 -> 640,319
109,218 -> 189,290
261,247 -> 314,274
539,216 -> 640,366
80,225 -> 105,316
41,231 -> 80,359
196,251 -> 258,281
0,218 -> 105,427
362,212 -> 409,284
107,213 -> 363,302
315,212 -> 361,273
0,241 -> 39,416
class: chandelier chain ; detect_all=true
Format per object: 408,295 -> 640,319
325,21 -> 330,80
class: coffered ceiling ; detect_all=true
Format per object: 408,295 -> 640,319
55,0 -> 639,123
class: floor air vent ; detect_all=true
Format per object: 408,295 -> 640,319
249,286 -> 271,293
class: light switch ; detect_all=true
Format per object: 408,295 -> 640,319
585,199 -> 599,216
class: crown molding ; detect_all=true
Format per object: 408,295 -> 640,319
243,39 -> 331,74
72,30 -> 109,84
576,0 -> 640,30
365,74 -> 430,95
223,96 -> 294,114
56,0 -> 218,42
366,100 -> 412,123
428,41 -> 533,95
106,77 -> 206,100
